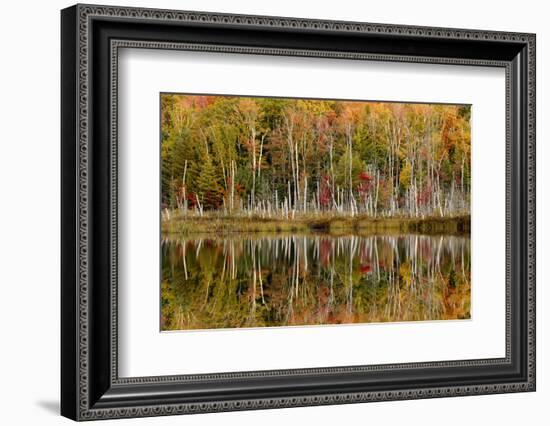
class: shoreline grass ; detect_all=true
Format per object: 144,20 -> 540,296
162,212 -> 470,236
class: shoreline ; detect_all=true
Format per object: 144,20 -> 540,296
162,213 -> 470,236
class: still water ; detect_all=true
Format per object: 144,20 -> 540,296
161,233 -> 470,331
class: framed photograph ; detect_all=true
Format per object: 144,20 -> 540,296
61,4 -> 536,421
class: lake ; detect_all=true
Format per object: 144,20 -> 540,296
161,233 -> 470,331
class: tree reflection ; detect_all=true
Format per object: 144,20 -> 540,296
161,233 -> 470,330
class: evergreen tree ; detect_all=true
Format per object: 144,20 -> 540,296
195,150 -> 224,210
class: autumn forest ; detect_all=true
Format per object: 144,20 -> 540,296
160,94 -> 471,331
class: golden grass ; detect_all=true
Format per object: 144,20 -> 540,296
162,212 -> 470,236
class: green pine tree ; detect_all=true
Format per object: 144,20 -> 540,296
195,150 -> 224,210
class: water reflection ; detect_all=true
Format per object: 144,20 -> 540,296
161,233 -> 470,331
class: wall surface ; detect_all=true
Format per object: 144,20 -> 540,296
0,0 -> 547,424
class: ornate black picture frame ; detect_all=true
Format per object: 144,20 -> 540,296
61,4 -> 536,421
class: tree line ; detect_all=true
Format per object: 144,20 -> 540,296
161,95 -> 471,218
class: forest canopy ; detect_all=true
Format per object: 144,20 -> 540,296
160,94 -> 471,219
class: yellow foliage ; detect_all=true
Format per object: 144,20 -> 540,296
399,262 -> 412,287
399,162 -> 412,188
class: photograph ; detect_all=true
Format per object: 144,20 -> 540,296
160,94 -> 472,331
56,2 -> 536,421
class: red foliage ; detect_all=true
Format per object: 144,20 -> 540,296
417,184 -> 433,207
357,172 -> 373,202
319,239 -> 332,267
325,110 -> 337,126
186,191 -> 197,208
202,191 -> 224,210
359,171 -> 373,182
359,264 -> 372,274
185,95 -> 218,109
319,175 -> 333,209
